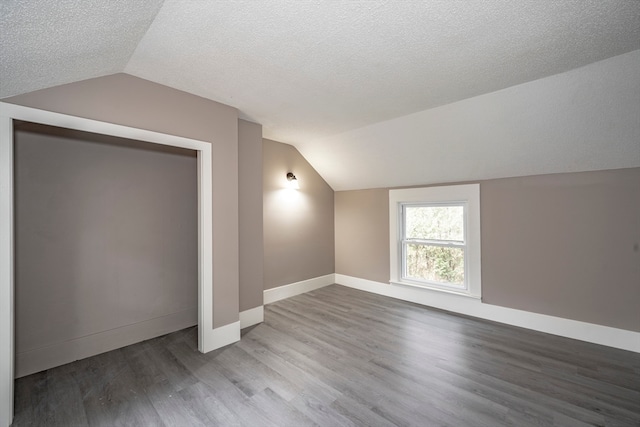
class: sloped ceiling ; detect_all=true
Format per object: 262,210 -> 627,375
297,50 -> 640,190
2,0 -> 639,189
0,0 -> 165,98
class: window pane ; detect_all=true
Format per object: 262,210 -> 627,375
405,205 -> 464,241
405,244 -> 464,286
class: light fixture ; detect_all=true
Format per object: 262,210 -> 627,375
286,172 -> 299,189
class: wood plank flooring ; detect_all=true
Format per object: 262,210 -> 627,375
12,284 -> 640,426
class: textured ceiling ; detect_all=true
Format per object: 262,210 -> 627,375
126,0 -> 640,144
1,0 -> 639,189
0,0 -> 164,98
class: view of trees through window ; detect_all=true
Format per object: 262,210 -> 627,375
404,205 -> 465,285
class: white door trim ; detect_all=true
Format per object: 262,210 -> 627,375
0,102 -> 214,427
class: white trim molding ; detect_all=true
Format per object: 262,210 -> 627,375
196,141 -> 214,353
201,321 -> 241,353
240,306 -> 264,329
0,115 -> 14,427
335,274 -> 640,353
264,274 -> 335,304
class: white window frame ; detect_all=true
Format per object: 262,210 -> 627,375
400,202 -> 468,290
390,184 -> 481,299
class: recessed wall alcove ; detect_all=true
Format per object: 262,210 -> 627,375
14,120 -> 199,377
0,102 -> 216,423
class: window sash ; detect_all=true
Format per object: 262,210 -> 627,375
403,239 -> 464,247
401,242 -> 466,288
400,202 -> 468,290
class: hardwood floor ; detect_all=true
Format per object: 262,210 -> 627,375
12,284 -> 640,426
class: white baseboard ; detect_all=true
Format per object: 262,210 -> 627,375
335,274 -> 640,353
16,308 -> 197,378
240,306 -> 264,329
264,274 -> 335,304
201,320 -> 240,353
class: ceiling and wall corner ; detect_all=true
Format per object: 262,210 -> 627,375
298,50 -> 640,190
1,0 -> 639,191
122,0 -> 640,145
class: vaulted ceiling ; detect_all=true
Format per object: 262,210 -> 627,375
2,0 -> 639,189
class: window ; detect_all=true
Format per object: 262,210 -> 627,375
390,184 -> 481,298
402,203 -> 466,287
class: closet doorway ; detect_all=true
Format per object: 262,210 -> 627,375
0,102 -> 214,426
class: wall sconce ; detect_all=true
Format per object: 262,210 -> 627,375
286,172 -> 299,189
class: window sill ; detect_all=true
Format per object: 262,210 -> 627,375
389,280 -> 481,300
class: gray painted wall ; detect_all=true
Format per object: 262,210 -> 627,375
4,73 -> 240,328
335,189 -> 389,283
263,139 -> 334,289
239,120 -> 264,312
14,122 -> 197,376
335,168 -> 640,332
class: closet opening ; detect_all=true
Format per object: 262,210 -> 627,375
0,103 -> 214,425
14,121 -> 198,377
